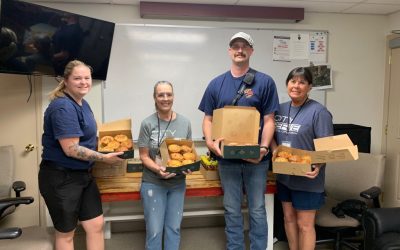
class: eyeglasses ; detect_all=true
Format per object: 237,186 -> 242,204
230,44 -> 251,51
156,92 -> 173,99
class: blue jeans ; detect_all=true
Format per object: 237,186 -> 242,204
140,181 -> 186,250
219,160 -> 268,250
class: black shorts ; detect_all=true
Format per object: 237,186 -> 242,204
38,161 -> 103,233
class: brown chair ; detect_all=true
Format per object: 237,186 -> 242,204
315,153 -> 385,250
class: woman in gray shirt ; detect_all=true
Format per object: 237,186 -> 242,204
137,80 -> 192,250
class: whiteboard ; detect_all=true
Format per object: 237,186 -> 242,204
103,24 -> 327,140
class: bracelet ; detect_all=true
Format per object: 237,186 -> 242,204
260,146 -> 269,154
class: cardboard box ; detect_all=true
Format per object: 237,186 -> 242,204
160,138 -> 200,174
127,158 -> 143,173
92,160 -> 127,178
272,134 -> 359,176
212,106 -> 260,159
200,165 -> 219,180
98,119 -> 134,159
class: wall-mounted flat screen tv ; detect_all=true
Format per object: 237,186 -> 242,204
0,0 -> 115,80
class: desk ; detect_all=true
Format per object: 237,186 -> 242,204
97,171 -> 276,250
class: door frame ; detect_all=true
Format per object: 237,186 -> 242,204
33,76 -> 46,226
381,34 -> 400,153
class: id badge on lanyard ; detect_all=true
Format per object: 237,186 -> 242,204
282,141 -> 291,147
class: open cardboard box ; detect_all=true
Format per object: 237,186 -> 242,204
272,134 -> 359,176
160,138 -> 200,174
212,106 -> 260,159
98,119 -> 134,159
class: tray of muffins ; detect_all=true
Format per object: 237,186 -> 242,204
97,119 -> 134,159
272,135 -> 359,176
98,134 -> 134,159
160,138 -> 200,174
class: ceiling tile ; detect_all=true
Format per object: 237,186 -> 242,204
365,0 -> 400,4
238,0 -> 356,13
238,0 -> 362,3
343,3 -> 400,14
134,0 -> 237,4
110,0 -> 139,4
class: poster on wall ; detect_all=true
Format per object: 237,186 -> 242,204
305,65 -> 332,90
289,33 -> 310,60
272,35 -> 290,61
309,32 -> 328,63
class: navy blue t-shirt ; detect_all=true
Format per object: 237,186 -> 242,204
41,96 -> 97,170
199,69 -> 279,117
198,69 -> 279,163
275,99 -> 333,193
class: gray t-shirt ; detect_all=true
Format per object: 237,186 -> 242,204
274,99 -> 333,193
137,112 -> 192,187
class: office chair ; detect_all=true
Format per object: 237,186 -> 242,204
0,145 -> 54,249
0,145 -> 20,218
0,196 -> 34,239
362,207 -> 400,250
315,153 -> 385,250
0,196 -> 54,250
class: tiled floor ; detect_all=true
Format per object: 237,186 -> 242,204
74,226 -> 334,250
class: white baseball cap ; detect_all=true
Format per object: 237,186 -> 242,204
229,32 -> 254,47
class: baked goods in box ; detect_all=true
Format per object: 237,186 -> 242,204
167,160 -> 182,167
183,152 -> 195,161
274,149 -> 311,164
166,143 -> 195,167
170,153 -> 184,161
168,144 -> 181,153
100,136 -> 114,146
99,134 -> 133,152
114,134 -> 128,142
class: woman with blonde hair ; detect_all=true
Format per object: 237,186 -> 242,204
39,60 -> 123,250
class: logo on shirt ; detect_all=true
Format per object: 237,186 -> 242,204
150,129 -> 177,147
275,115 -> 301,134
244,88 -> 254,98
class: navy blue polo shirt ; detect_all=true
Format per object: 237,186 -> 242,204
41,96 -> 97,169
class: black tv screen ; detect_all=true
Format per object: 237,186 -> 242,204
0,0 -> 115,80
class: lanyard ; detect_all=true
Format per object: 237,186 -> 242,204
157,112 -> 173,148
286,98 -> 308,134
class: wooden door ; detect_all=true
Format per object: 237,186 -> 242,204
0,74 -> 41,227
383,36 -> 400,207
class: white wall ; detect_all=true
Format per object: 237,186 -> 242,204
35,2 -> 389,153
41,77 -> 103,122
389,11 -> 400,32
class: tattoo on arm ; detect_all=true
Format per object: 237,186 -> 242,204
69,142 -> 104,161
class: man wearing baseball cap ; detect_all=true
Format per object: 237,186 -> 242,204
199,32 -> 279,249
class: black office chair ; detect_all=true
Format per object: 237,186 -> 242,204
0,145 -> 54,249
0,193 -> 34,239
315,153 -> 386,250
362,207 -> 400,250
0,185 -> 54,250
